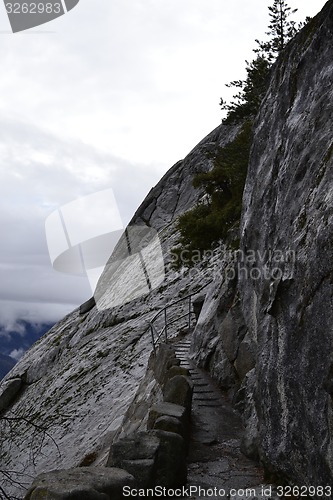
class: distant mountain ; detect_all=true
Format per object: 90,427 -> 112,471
0,353 -> 16,379
0,320 -> 54,380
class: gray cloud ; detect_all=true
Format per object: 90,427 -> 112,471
0,118 -> 158,327
8,348 -> 24,361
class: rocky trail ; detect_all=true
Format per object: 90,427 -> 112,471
174,337 -> 277,500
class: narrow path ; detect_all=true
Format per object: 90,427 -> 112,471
174,337 -> 275,500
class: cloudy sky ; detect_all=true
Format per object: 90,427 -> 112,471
0,0 -> 326,331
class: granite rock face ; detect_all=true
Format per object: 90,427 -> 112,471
189,0 -> 333,488
239,0 -> 333,486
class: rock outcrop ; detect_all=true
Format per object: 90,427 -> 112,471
191,0 -> 333,489
239,0 -> 333,486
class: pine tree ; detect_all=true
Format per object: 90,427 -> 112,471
220,56 -> 271,123
221,0 -> 302,123
255,0 -> 298,61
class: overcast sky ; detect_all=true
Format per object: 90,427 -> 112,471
0,0 -> 327,331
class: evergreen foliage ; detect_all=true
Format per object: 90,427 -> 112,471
220,56 -> 271,124
254,0 -> 298,61
172,1 -> 310,265
221,0 -> 304,124
172,121 -> 252,267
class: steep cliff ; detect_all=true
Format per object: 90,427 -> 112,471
0,122 -> 240,497
191,0 -> 333,489
239,0 -> 333,486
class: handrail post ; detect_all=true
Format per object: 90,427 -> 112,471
164,308 -> 168,343
148,280 -> 213,351
150,324 -> 156,354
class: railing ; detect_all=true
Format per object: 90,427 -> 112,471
149,280 -> 213,354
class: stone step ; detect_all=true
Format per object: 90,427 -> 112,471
193,388 -> 218,393
194,399 -> 222,405
173,337 -> 267,496
197,403 -> 223,408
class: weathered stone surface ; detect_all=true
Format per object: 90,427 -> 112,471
79,296 -> 96,315
163,375 -> 193,410
108,432 -> 160,488
192,295 -> 205,320
114,459 -> 155,489
239,0 -> 333,485
154,415 -> 184,437
114,361 -> 163,441
153,430 -> 187,488
164,365 -> 190,382
0,377 -> 22,412
108,432 -> 160,465
107,429 -> 187,489
237,369 -> 259,460
191,275 -> 241,390
220,300 -> 247,363
150,344 -> 179,385
25,467 -> 135,500
147,402 -> 187,429
26,347 -> 61,383
234,332 -> 256,381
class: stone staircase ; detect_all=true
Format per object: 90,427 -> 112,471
174,336 -> 277,500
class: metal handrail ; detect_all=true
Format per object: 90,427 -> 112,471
149,280 -> 213,353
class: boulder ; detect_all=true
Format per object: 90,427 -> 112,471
79,296 -> 96,315
107,430 -> 187,488
154,430 -> 187,488
147,402 -> 187,429
164,365 -> 190,382
108,432 -> 160,464
0,378 -> 22,412
149,344 -> 179,385
25,467 -> 135,500
107,432 -> 160,487
163,375 -> 193,411
154,415 -> 184,437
